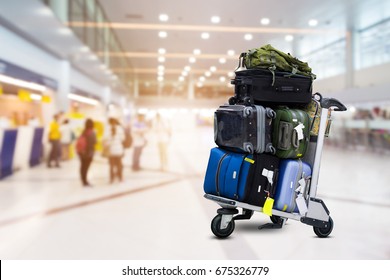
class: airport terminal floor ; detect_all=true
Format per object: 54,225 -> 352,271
0,125 -> 389,260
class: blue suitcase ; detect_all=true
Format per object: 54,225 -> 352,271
273,159 -> 312,213
203,147 -> 279,206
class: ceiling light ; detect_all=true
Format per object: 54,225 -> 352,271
158,31 -> 168,38
179,76 -> 185,81
199,76 -> 205,82
189,57 -> 196,63
68,93 -> 98,106
219,58 -> 226,64
193,49 -> 201,55
157,71 -> 164,76
211,16 -> 220,24
201,32 -> 210,39
0,74 -> 47,92
205,71 -> 211,77
157,76 -> 164,82
184,66 -> 191,71
210,66 -> 217,72
182,71 -> 188,76
159,14 -> 169,22
285,35 -> 294,41
196,82 -> 203,88
219,76 -> 226,82
260,18 -> 270,25
158,48 -> 166,54
227,71 -> 234,77
158,65 -> 165,71
158,56 -> 165,63
308,19 -> 318,27
244,34 -> 253,41
227,50 -> 235,56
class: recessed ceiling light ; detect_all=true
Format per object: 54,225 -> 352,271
308,19 -> 318,27
219,58 -> 226,64
157,76 -> 164,82
244,34 -> 253,41
182,71 -> 188,76
193,49 -> 201,55
197,82 -> 203,88
158,48 -> 166,54
184,66 -> 191,71
227,71 -> 234,77
210,66 -> 217,72
205,71 -> 211,77
157,71 -> 164,76
211,16 -> 220,24
189,57 -> 196,63
158,31 -> 168,38
260,18 -> 270,25
285,35 -> 294,41
227,50 -> 235,56
158,65 -> 165,71
199,76 -> 205,82
158,56 -> 165,63
159,14 -> 169,22
179,76 -> 185,81
201,32 -> 210,39
219,76 -> 226,82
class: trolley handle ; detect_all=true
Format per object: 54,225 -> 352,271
320,97 -> 347,112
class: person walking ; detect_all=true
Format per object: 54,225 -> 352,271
47,114 -> 61,168
132,113 -> 148,171
76,118 -> 96,187
105,118 -> 125,183
153,113 -> 171,171
60,119 -> 74,161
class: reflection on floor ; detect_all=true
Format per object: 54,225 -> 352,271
0,126 -> 389,260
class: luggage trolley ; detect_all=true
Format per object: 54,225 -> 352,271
205,96 -> 347,238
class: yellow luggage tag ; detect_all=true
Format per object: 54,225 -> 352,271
262,191 -> 274,216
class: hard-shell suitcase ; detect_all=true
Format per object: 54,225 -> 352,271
214,104 -> 276,154
230,69 -> 312,106
273,159 -> 312,213
272,108 -> 310,158
203,147 -> 279,206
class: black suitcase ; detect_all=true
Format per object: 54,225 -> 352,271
243,153 -> 280,207
214,104 -> 276,154
230,69 -> 312,106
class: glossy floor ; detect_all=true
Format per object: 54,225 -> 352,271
0,126 -> 389,259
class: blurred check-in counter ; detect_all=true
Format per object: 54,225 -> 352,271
0,127 -> 44,179
328,119 -> 390,152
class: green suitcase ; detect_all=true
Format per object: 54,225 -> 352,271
273,108 -> 310,158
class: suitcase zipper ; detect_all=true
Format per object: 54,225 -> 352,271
216,153 -> 229,195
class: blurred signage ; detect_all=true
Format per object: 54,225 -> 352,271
18,89 -> 31,102
0,84 -> 3,95
42,95 -> 51,103
0,59 -> 58,90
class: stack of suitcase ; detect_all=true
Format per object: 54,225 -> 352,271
204,53 -> 319,215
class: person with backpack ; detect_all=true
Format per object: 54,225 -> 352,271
104,117 -> 125,184
76,118 -> 96,187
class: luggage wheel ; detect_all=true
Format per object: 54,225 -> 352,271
258,215 -> 287,230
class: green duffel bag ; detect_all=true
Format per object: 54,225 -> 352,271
244,44 -> 316,80
272,108 -> 310,158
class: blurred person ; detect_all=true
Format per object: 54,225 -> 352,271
153,113 -> 171,171
47,113 -> 61,168
105,118 -> 125,183
132,113 -> 148,171
76,118 -> 96,187
60,119 -> 74,161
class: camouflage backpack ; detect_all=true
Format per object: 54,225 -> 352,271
243,44 -> 316,81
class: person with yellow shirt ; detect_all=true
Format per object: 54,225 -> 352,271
47,114 -> 62,168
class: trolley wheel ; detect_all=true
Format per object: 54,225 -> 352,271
313,216 -> 334,238
228,97 -> 237,105
211,214 -> 235,239
270,215 -> 282,224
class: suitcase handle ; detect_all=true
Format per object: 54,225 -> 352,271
292,130 -> 300,149
278,122 -> 292,150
